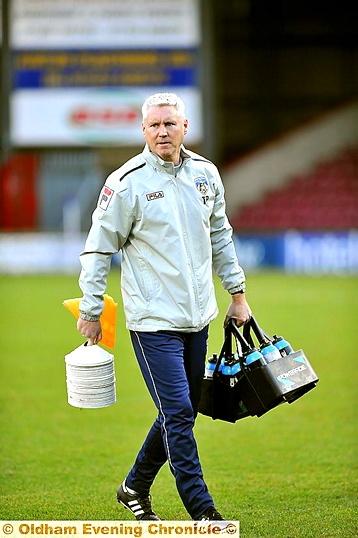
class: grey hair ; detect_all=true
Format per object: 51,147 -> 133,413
142,93 -> 186,120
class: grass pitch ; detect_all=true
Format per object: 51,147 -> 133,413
0,271 -> 357,537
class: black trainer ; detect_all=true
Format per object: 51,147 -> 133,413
198,506 -> 225,521
117,481 -> 160,521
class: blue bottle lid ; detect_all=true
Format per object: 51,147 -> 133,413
273,336 -> 293,354
245,349 -> 264,365
222,363 -> 232,375
231,361 -> 242,374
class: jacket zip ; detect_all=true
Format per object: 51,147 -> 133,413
171,166 -> 203,326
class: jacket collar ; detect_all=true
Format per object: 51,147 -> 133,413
142,144 -> 191,173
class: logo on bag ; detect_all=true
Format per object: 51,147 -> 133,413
276,364 -> 307,386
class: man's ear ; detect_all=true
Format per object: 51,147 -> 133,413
184,119 -> 189,135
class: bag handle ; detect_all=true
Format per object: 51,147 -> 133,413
243,316 -> 273,347
212,319 -> 252,374
212,321 -> 245,375
213,316 -> 273,375
228,319 -> 251,352
212,331 -> 230,375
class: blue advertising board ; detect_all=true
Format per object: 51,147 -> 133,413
234,231 -> 358,273
12,48 -> 199,89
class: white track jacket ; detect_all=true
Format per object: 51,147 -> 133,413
79,145 -> 245,332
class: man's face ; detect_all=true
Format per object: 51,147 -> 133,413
142,105 -> 188,164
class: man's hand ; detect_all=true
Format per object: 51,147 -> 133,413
224,293 -> 252,327
77,318 -> 102,346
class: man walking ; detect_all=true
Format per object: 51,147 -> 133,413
77,93 -> 251,521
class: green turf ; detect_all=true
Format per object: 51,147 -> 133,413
0,272 -> 357,537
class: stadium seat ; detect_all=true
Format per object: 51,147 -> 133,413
232,147 -> 358,231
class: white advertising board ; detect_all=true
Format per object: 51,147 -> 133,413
11,87 -> 202,146
11,0 -> 199,48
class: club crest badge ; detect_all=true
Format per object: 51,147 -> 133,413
195,177 -> 209,195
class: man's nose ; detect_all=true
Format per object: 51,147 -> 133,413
159,125 -> 168,136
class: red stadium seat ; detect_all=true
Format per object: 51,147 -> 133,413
232,147 -> 358,231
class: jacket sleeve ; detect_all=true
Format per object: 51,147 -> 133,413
210,168 -> 246,294
78,179 -> 134,319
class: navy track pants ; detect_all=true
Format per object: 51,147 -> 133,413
126,327 -> 214,519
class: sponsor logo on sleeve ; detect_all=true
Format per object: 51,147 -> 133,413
99,186 -> 114,210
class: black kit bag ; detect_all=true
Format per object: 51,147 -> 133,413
198,321 -> 250,422
198,317 -> 319,423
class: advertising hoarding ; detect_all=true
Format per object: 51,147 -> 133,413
10,0 -> 202,146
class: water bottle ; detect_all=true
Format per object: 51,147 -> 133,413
244,348 -> 266,368
260,341 -> 281,363
272,335 -> 294,356
231,359 -> 242,375
204,353 -> 218,378
221,361 -> 232,376
221,352 -> 237,376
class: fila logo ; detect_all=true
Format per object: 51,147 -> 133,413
99,186 -> 114,210
146,191 -> 164,201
